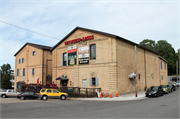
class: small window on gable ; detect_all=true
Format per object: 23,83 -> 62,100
160,62 -> 163,69
18,59 -> 21,63
164,63 -> 166,70
32,51 -> 36,56
22,58 -> 24,63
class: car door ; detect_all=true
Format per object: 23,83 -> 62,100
29,92 -> 37,99
7,90 -> 12,97
23,92 -> 30,99
46,89 -> 53,98
52,89 -> 60,99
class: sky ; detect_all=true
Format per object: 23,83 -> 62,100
0,0 -> 179,71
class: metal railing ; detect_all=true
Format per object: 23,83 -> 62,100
60,86 -> 101,97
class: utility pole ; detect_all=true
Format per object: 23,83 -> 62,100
135,45 -> 138,97
177,61 -> 178,82
178,49 -> 180,81
0,70 -> 1,89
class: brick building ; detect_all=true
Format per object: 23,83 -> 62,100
14,43 -> 52,89
51,27 -> 168,94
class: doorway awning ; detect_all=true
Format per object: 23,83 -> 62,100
56,77 -> 69,81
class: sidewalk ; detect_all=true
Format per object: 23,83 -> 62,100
69,91 -> 147,101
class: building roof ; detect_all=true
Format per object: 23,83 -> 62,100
14,42 -> 52,56
51,26 -> 159,55
159,56 -> 168,63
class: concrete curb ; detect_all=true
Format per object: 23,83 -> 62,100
68,94 -> 147,101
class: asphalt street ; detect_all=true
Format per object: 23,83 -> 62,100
1,88 -> 180,119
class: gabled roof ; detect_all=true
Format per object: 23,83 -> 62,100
159,56 -> 168,63
51,27 -> 159,55
14,42 -> 52,56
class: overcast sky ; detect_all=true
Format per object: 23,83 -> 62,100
0,0 -> 179,71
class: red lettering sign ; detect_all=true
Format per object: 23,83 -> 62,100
64,35 -> 94,45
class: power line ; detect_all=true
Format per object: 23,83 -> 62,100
0,20 -> 61,41
0,20 -> 142,52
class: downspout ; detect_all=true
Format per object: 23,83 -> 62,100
42,50 -> 44,85
144,50 -> 147,90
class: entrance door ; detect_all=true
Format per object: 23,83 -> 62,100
82,79 -> 87,88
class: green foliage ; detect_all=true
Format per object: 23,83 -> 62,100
140,39 -> 156,51
1,63 -> 14,89
139,39 -> 178,75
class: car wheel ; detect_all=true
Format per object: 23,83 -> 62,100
20,96 -> 25,100
42,96 -> 47,101
162,93 -> 164,96
156,93 -> 159,97
60,95 -> 66,100
2,94 -> 6,98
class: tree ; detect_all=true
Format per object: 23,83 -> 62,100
139,39 -> 156,51
139,39 -> 178,75
0,63 -> 14,89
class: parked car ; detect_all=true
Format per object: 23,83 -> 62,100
0,89 -> 20,98
17,91 -> 39,100
176,81 -> 180,87
145,86 -> 164,97
161,85 -> 171,94
171,77 -> 180,82
39,88 -> 68,101
169,84 -> 176,92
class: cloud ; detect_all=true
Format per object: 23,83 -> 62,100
0,0 -> 179,70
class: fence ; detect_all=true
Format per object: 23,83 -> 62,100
17,84 -> 101,98
60,87 -> 101,97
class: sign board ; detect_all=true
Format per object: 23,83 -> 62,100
79,57 -> 89,64
68,45 -> 77,65
79,42 -> 89,64
79,42 -> 89,58
68,45 -> 77,53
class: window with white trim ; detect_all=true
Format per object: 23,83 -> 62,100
61,52 -> 68,66
90,44 -> 96,60
18,59 -> 21,63
164,63 -> 166,70
160,62 -> 163,69
89,77 -> 98,86
31,68 -> 35,75
22,58 -> 24,63
32,51 -> 36,56
17,69 -> 19,76
22,68 -> 25,76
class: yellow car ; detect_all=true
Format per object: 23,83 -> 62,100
39,88 -> 68,101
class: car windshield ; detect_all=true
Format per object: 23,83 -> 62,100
161,85 -> 167,88
151,87 -> 158,90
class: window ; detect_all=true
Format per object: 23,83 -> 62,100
22,68 -> 25,76
17,69 -> 19,76
31,68 -> 35,75
90,44 -> 96,60
46,89 -> 51,93
160,62 -> 163,69
22,58 -> 24,63
32,51 -> 36,56
89,77 -> 98,86
18,59 -> 21,63
161,75 -> 163,80
139,74 -> 140,79
53,90 -> 59,93
92,78 -> 96,85
164,63 -> 166,70
61,53 -> 68,66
